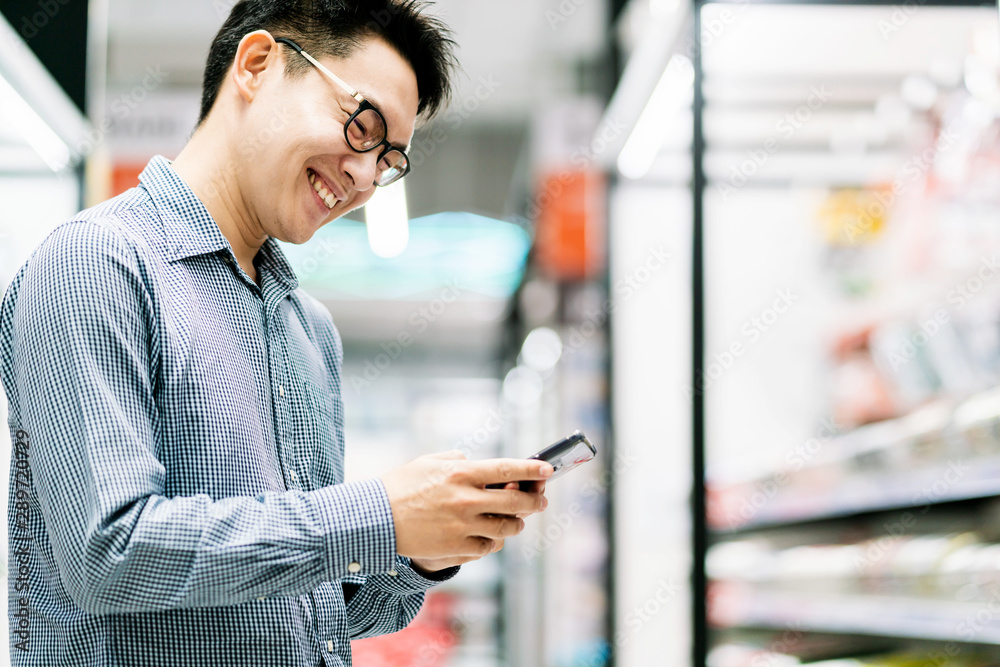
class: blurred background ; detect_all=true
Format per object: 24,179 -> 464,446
3,0 -> 1000,666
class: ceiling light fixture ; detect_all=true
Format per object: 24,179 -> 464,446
0,72 -> 72,172
617,54 -> 694,180
0,13 -> 89,172
364,180 -> 410,258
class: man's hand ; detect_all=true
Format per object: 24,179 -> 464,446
381,452 -> 553,572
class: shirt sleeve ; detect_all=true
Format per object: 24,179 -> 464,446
344,556 -> 460,639
4,220 -> 397,615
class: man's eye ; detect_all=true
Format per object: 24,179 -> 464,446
346,118 -> 369,147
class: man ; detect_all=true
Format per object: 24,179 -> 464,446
0,1 -> 552,665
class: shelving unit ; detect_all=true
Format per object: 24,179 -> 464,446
693,1 -> 1000,665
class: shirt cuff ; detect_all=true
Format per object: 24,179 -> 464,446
312,479 -> 397,579
367,556 -> 460,595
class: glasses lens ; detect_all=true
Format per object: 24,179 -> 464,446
375,150 -> 408,187
346,107 -> 386,152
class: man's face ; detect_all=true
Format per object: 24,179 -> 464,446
236,35 -> 420,245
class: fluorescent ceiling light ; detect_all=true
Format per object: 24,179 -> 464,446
617,54 -> 694,180
0,12 -> 90,172
0,71 -> 72,172
364,180 -> 409,258
593,3 -> 689,168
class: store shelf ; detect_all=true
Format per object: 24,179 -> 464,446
711,588 -> 1000,645
713,457 -> 1000,533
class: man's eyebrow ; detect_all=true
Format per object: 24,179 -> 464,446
362,90 -> 386,115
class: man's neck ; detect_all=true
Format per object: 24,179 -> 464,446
171,125 -> 265,284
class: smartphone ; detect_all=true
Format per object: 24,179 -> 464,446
488,431 -> 597,491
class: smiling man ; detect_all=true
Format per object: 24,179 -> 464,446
0,2 -> 552,666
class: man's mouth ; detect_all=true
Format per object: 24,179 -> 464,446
307,168 -> 342,210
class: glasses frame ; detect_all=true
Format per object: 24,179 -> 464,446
273,36 -> 411,187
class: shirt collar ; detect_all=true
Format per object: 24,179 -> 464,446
258,237 -> 299,291
138,155 -> 299,290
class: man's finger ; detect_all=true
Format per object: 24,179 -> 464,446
467,458 -> 553,486
479,488 -> 546,518
517,480 -> 547,494
463,536 -> 495,557
475,514 -> 524,540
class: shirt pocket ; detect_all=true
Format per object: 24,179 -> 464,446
302,381 -> 346,487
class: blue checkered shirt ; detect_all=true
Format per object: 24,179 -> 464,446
0,155 -> 454,666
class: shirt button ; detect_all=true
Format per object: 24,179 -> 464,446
388,569 -> 398,577
327,640 -> 335,652
279,385 -> 285,398
257,596 -> 265,601
347,561 -> 362,574
290,470 -> 297,481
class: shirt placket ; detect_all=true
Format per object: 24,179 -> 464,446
261,283 -> 299,491
223,252 -> 299,489
260,269 -> 339,658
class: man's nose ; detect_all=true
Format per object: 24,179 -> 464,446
342,152 -> 380,192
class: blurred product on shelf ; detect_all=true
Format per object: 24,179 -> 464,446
830,326 -> 898,429
806,658 -> 1000,667
820,290 -> 1000,436
817,188 -> 889,297
707,385 -> 1000,530
708,532 -> 1000,602
709,642 -> 1000,667
707,531 -> 1000,644
819,36 -> 1000,420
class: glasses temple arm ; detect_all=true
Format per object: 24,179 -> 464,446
296,49 -> 364,104
274,37 -> 363,102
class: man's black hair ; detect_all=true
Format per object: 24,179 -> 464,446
198,0 -> 457,125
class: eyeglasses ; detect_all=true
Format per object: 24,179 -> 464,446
274,36 -> 410,187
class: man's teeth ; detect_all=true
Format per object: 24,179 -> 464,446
308,170 -> 337,209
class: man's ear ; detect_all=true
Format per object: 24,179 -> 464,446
231,30 -> 281,104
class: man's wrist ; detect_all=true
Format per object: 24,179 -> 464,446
409,558 -> 434,576
409,558 -> 460,581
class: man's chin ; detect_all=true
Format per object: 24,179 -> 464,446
274,226 -> 317,246
276,208 -> 349,244
282,217 -> 334,244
